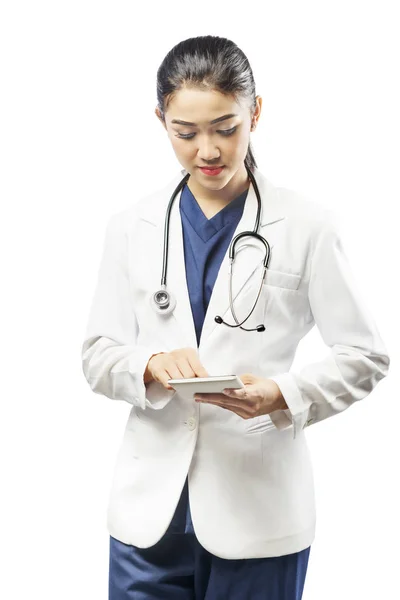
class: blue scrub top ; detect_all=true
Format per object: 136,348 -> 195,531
176,181 -> 248,534
179,183 -> 248,347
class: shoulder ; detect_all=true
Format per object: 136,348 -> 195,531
274,183 -> 343,240
256,168 -> 341,235
106,169 -> 185,229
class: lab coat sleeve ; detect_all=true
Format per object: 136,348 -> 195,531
267,211 -> 390,439
81,211 -> 175,410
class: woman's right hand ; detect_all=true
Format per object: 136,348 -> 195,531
144,347 -> 209,390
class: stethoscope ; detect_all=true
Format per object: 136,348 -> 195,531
150,164 -> 271,332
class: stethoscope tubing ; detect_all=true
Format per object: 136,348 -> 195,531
153,164 -> 271,332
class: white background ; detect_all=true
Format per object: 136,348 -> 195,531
1,1 -> 399,598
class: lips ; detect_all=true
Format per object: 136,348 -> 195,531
199,166 -> 225,176
199,166 -> 224,169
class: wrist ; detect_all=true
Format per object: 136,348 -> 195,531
268,379 -> 288,411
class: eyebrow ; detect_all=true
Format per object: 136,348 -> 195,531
170,113 -> 238,127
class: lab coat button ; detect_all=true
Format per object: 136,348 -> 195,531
187,417 -> 197,430
305,417 -> 315,426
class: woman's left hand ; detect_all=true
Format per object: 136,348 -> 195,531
194,373 -> 288,420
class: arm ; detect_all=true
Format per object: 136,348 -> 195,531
81,212 -> 174,410
268,211 -> 390,439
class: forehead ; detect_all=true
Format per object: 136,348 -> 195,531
165,88 -> 246,124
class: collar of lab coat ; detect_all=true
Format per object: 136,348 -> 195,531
135,166 -> 287,348
136,166 -> 286,228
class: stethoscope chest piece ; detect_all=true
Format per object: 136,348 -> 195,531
150,285 -> 177,315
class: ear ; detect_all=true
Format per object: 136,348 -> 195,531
251,96 -> 262,129
155,107 -> 167,130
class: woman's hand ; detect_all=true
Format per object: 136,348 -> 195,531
145,347 -> 209,390
194,373 -> 287,419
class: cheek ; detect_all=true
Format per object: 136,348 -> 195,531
229,133 -> 249,158
171,138 -> 195,159
169,136 -> 182,152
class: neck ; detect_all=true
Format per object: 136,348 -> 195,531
186,164 -> 250,215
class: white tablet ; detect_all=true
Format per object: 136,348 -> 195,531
167,374 -> 245,395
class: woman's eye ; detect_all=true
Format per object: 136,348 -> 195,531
218,127 -> 237,136
176,133 -> 196,140
176,127 -> 237,140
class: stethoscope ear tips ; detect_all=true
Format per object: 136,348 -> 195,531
215,315 -> 265,332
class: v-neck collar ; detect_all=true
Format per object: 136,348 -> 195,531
179,183 -> 248,243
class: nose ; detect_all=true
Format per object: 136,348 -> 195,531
197,135 -> 221,162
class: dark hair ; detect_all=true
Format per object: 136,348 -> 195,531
156,35 -> 258,172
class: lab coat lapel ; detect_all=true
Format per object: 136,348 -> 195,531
166,181 -> 198,348
199,168 -> 286,345
136,171 -> 197,349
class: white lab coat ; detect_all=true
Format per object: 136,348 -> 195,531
81,166 -> 390,559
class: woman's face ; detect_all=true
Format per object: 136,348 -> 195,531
156,87 -> 261,193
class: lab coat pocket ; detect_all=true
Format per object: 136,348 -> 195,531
261,268 -> 310,334
264,268 -> 301,290
231,267 -> 302,329
245,414 -> 276,434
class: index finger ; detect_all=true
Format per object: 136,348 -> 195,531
186,351 -> 209,378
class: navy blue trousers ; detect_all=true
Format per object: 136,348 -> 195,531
109,477 -> 311,599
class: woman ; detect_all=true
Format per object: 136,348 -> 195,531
81,36 -> 390,599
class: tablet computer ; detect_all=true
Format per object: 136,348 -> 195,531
167,374 -> 245,395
